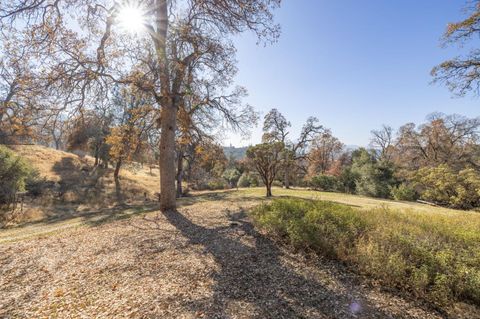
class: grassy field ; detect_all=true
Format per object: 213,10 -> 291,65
2,186 -> 477,243
238,187 -> 476,215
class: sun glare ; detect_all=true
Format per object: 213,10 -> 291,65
116,3 -> 146,34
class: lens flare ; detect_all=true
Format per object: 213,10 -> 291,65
116,2 -> 146,34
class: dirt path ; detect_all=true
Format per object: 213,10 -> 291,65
0,197 -> 453,318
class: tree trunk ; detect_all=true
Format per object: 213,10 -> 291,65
176,149 -> 184,198
53,134 -> 60,150
153,0 -> 176,212
284,166 -> 290,189
114,158 -> 122,180
266,183 -> 272,197
159,102 -> 177,211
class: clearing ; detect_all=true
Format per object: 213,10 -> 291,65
1,145 -> 478,318
1,188 -> 478,318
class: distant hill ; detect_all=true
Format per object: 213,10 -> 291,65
223,146 -> 248,160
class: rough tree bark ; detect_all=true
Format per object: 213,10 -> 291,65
159,102 -> 177,210
153,0 -> 177,212
54,136 -> 60,150
176,149 -> 184,198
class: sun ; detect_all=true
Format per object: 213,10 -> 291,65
116,2 -> 147,34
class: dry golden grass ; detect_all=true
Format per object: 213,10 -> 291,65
11,145 -> 160,193
4,145 -> 161,224
120,163 -> 160,195
10,145 -> 87,181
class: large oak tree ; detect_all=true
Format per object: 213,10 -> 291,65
0,0 -> 280,211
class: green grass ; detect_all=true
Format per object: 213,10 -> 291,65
250,196 -> 480,308
238,187 -> 475,214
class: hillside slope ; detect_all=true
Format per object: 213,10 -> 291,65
7,145 -> 160,224
12,145 -> 160,192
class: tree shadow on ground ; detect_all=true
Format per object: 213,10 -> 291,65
155,208 -> 405,319
177,190 -> 262,207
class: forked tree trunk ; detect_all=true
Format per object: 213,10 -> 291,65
176,149 -> 184,198
159,103 -> 177,211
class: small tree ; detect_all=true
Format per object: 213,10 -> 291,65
370,125 -> 395,162
262,109 -> 323,188
106,86 -> 155,179
0,146 -> 35,223
307,129 -> 344,176
222,168 -> 241,189
246,142 -> 284,197
350,148 -> 397,198
66,111 -> 111,165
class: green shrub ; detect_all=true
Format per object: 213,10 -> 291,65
249,175 -> 259,187
309,174 -> 338,191
0,146 -> 38,223
207,179 -> 227,190
237,172 -> 259,188
0,146 -> 35,205
250,198 -> 480,308
350,148 -> 397,198
414,164 -> 480,209
222,168 -> 241,188
237,173 -> 249,188
337,167 -> 356,193
391,183 -> 417,201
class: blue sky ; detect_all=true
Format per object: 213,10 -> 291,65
224,0 -> 479,147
